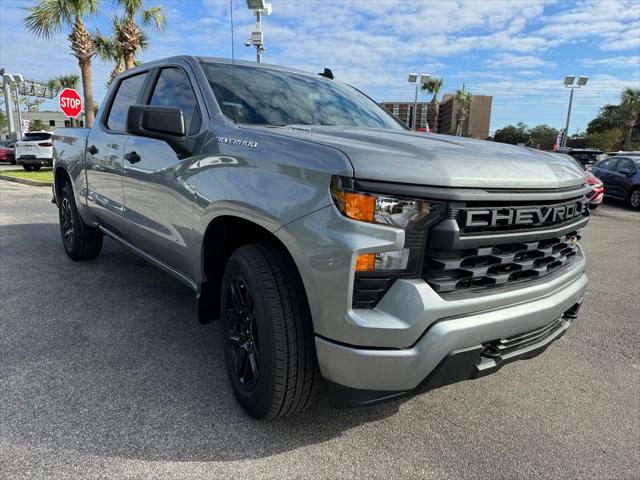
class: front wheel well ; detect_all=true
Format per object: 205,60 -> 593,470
199,216 -> 308,324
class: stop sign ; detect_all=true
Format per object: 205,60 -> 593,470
59,88 -> 83,118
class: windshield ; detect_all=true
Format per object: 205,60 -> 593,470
200,62 -> 405,130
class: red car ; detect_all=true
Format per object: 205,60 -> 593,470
586,170 -> 604,209
0,145 -> 16,164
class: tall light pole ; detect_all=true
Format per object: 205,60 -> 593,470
561,75 -> 588,148
1,69 -> 17,139
13,74 -> 25,138
245,0 -> 272,63
408,73 -> 429,131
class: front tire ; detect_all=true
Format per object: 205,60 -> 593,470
59,183 -> 103,260
629,188 -> 640,210
221,244 -> 320,420
23,165 -> 34,171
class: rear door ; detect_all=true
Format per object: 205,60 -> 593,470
609,157 -> 636,199
85,71 -> 149,234
121,64 -> 204,279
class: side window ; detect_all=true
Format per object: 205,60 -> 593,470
616,159 -> 634,173
106,73 -> 148,132
149,68 -> 201,135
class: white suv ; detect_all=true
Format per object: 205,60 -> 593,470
15,131 -> 53,171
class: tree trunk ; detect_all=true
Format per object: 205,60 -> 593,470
429,96 -> 438,133
123,52 -> 136,70
78,58 -> 95,127
624,117 -> 636,150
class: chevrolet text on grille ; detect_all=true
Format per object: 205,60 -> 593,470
462,199 -> 587,228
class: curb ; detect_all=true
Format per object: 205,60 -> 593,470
0,175 -> 52,188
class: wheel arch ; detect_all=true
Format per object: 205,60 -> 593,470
198,214 -> 314,328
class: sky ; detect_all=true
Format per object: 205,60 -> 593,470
1,0 -> 639,134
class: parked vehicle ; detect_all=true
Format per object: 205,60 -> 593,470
0,144 -> 16,164
52,56 -> 590,419
556,148 -> 602,170
586,171 -> 604,209
591,155 -> 640,209
15,131 -> 53,171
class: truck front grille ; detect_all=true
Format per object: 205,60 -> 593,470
482,316 -> 566,358
423,231 -> 581,294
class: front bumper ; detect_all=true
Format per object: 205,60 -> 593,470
316,266 -> 587,407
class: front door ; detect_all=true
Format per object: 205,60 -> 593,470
85,71 -> 148,234
122,66 -> 204,279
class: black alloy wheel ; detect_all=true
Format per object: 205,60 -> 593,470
225,276 -> 260,391
60,196 -> 74,252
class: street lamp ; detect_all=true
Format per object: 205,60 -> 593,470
561,75 -> 588,148
245,0 -> 272,63
408,73 -> 429,131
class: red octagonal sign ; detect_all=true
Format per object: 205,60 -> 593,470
59,88 -> 83,118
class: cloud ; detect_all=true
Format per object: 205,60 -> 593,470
581,56 -> 640,69
486,54 -> 556,69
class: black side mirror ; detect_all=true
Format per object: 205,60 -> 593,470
126,105 -> 192,156
619,168 -> 631,176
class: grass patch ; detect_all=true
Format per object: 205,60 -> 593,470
0,169 -> 53,183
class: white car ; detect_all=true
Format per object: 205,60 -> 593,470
15,131 -> 53,171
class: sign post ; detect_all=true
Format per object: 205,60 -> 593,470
58,88 -> 83,126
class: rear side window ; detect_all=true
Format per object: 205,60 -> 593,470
107,72 -> 148,132
149,68 -> 201,135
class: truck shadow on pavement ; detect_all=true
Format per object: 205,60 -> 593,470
1,223 -> 402,463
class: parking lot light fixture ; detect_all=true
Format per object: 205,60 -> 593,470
245,0 -> 272,63
408,73 -> 429,131
562,74 -> 588,148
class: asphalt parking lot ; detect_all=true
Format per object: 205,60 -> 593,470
1,181 -> 638,480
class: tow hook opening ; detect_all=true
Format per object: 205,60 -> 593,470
563,302 -> 582,319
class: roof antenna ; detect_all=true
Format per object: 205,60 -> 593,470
230,0 -> 237,123
319,68 -> 334,80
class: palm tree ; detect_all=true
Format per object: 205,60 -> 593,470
421,77 -> 444,133
115,0 -> 165,70
48,74 -> 81,126
24,0 -> 100,127
620,87 -> 640,150
47,74 -> 81,94
95,15 -> 149,86
454,88 -> 473,136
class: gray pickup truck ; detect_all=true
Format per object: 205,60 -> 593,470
53,56 -> 589,419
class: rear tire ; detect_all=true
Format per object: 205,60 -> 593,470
221,244 -> 320,420
629,188 -> 640,210
59,183 -> 103,260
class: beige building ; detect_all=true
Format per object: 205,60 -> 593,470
437,94 -> 492,139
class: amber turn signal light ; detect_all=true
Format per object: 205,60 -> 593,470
335,191 -> 375,223
355,253 -> 376,272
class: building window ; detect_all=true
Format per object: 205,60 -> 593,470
49,120 -> 56,127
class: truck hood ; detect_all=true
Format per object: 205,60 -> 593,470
265,126 -> 586,189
